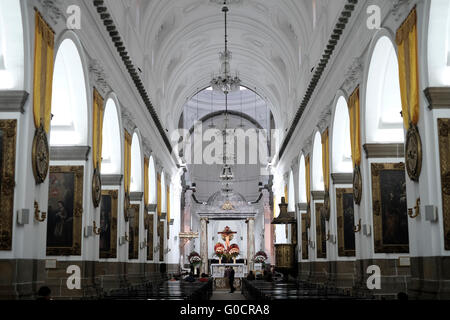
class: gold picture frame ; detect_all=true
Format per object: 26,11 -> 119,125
371,163 -> 409,254
99,190 -> 118,259
147,212 -> 154,261
315,203 -> 326,259
301,213 -> 308,260
0,120 -> 17,251
438,119 -> 450,250
46,166 -> 84,256
128,204 -> 140,260
159,220 -> 165,261
336,188 -> 356,257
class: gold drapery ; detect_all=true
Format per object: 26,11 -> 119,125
92,89 -> 104,170
321,128 -> 330,193
124,130 -> 132,194
273,195 -> 277,218
33,10 -> 55,133
284,185 -> 288,203
396,7 -> 420,130
305,155 -> 311,206
157,173 -> 161,216
348,87 -> 361,167
144,157 -> 149,206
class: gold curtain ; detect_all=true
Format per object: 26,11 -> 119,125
305,155 -> 311,205
167,186 -> 171,222
144,157 -> 149,205
321,128 -> 330,192
92,89 -> 104,170
33,10 -> 55,133
284,185 -> 288,202
124,130 -> 132,193
157,173 -> 161,216
348,87 -> 361,167
396,7 -> 420,130
273,195 -> 277,218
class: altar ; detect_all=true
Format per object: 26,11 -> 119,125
210,263 -> 247,289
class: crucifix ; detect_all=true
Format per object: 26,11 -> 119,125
218,226 -> 237,250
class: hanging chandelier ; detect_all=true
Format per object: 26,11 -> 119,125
210,4 -> 241,95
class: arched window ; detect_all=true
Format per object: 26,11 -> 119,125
101,98 -> 122,174
332,96 -> 352,173
288,170 -> 295,212
312,132 -> 324,191
50,38 -> 88,146
149,156 -> 156,204
428,0 -> 450,86
130,132 -> 142,192
0,1 -> 24,89
298,155 -> 307,203
365,36 -> 404,143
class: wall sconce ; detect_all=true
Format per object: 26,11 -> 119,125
353,219 -> 362,233
408,198 -> 421,219
154,244 -> 160,253
140,239 -> 148,249
326,231 -> 336,243
34,201 -> 46,222
93,221 -> 102,235
119,233 -> 129,245
164,248 -> 171,254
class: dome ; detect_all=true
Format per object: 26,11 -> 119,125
207,191 -> 247,208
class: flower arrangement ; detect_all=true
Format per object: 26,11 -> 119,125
228,244 -> 240,258
188,251 -> 202,267
254,251 -> 268,264
214,243 -> 225,258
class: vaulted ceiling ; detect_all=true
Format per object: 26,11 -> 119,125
107,0 -> 346,137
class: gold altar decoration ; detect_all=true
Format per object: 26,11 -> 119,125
348,87 -> 362,205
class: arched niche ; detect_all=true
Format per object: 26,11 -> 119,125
298,155 -> 307,203
0,1 -> 24,89
428,0 -> 450,86
332,96 -> 352,173
161,171 -> 166,212
101,97 -> 122,174
312,131 -> 324,191
149,156 -> 156,204
288,170 -> 295,212
130,132 -> 143,192
50,38 -> 88,146
365,35 -> 404,144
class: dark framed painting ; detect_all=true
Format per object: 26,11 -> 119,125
146,212 -> 154,261
0,120 -> 17,251
301,213 -> 309,260
371,163 -> 409,253
47,166 -> 84,256
336,188 -> 356,257
159,220 -> 165,262
128,204 -> 140,260
315,203 -> 326,259
438,119 -> 450,250
100,190 -> 118,259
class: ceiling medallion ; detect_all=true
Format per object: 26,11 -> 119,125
405,124 -> 422,182
210,4 -> 241,94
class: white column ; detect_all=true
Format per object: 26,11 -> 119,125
200,218 -> 209,275
247,218 -> 255,271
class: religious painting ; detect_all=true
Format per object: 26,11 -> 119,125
438,119 -> 450,250
146,212 -> 154,261
0,120 -> 17,251
47,166 -> 84,256
371,163 -> 409,253
301,214 -> 308,260
128,204 -> 140,260
315,203 -> 326,259
99,190 -> 118,259
159,220 -> 165,261
336,188 -> 356,257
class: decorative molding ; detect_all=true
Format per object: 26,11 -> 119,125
130,192 -> 143,202
101,174 -> 123,186
424,87 -> 450,109
0,91 -> 29,113
311,191 -> 325,201
363,143 -> 405,159
121,108 -> 136,134
142,138 -> 152,158
297,203 -> 308,211
342,57 -> 363,95
331,173 -> 353,185
89,59 -> 111,97
147,204 -> 157,212
291,155 -> 299,170
302,134 -> 314,156
50,146 -> 91,161
38,0 -> 64,26
391,0 -> 412,22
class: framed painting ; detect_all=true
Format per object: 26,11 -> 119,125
128,204 -> 140,260
336,188 -> 356,257
0,120 -> 17,251
159,220 -> 164,261
371,163 -> 409,253
47,166 -> 84,256
146,212 -> 154,261
301,213 -> 309,260
99,190 -> 118,259
438,119 -> 450,250
315,203 -> 326,259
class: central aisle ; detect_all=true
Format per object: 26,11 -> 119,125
210,289 -> 247,300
